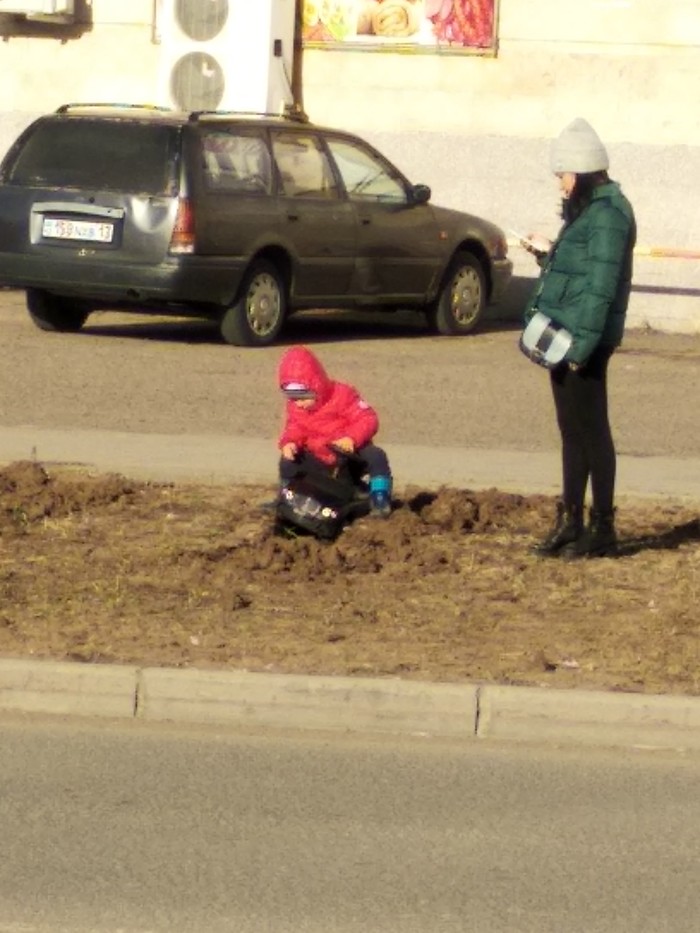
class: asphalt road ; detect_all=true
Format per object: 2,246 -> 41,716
1,287 -> 699,460
0,714 -> 698,933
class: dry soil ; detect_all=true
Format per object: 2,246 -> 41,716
1,460 -> 698,696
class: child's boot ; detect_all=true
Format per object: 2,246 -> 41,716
259,483 -> 284,512
369,475 -> 392,518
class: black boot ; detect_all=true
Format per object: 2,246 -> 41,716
562,508 -> 617,559
532,502 -> 584,556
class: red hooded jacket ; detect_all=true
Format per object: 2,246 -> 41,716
278,346 -> 379,466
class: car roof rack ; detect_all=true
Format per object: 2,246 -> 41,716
55,103 -> 173,114
189,107 -> 309,125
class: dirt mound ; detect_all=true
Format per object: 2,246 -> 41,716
0,461 -> 698,696
0,460 -> 137,531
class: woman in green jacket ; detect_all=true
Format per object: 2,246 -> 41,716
523,118 -> 637,558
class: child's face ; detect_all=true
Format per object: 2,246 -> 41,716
293,397 -> 316,409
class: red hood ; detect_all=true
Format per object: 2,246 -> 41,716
278,346 -> 333,405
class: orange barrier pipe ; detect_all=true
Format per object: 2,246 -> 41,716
640,247 -> 700,260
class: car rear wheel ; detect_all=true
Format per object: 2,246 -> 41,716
27,289 -> 90,333
220,260 -> 286,347
428,252 -> 486,336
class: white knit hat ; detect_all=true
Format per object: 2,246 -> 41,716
550,118 -> 609,173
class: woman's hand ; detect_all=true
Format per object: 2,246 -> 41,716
282,442 -> 298,460
523,233 -> 552,256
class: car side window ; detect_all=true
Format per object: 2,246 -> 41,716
325,138 -> 407,203
271,133 -> 339,199
202,131 -> 272,194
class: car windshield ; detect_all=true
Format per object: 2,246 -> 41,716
6,119 -> 180,195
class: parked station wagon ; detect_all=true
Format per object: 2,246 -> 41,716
0,104 -> 512,347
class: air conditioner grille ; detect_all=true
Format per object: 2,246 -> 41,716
175,0 -> 228,43
171,52 -> 225,111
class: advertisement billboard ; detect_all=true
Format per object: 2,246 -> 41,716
302,0 -> 497,53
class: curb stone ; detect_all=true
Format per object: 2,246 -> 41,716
477,685 -> 700,750
0,658 -> 137,719
137,668 -> 478,737
1,658 -> 699,751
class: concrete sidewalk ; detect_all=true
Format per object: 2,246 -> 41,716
1,424 -> 699,752
3,424 -> 700,502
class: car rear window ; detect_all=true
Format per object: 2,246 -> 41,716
5,118 -> 180,195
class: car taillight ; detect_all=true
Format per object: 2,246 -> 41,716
169,197 -> 195,254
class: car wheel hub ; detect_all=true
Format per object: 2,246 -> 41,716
451,267 -> 481,325
247,273 -> 281,336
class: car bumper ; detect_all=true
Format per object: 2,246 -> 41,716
489,258 -> 513,304
0,254 -> 246,308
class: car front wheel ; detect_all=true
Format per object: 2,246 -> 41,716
220,260 -> 286,347
428,252 -> 486,336
26,289 -> 90,333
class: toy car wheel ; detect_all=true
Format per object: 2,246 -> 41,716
27,288 -> 91,333
220,259 -> 286,347
428,251 -> 486,336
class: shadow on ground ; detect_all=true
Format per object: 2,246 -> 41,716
616,518 -> 700,556
77,276 -> 533,347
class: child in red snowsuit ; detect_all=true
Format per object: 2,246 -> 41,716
277,345 -> 392,516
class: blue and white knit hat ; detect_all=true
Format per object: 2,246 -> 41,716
282,381 -> 316,400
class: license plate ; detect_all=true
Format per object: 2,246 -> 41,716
42,217 -> 114,243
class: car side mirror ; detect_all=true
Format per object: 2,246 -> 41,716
410,183 -> 431,205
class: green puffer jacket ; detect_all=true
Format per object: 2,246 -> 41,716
524,181 -> 636,365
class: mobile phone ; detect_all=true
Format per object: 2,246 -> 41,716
508,228 -> 532,246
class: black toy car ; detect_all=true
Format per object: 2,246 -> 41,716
275,451 -> 372,540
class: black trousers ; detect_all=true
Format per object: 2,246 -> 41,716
550,345 -> 616,513
279,443 -> 391,483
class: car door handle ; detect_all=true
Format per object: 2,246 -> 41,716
361,217 -> 371,226
287,211 -> 300,222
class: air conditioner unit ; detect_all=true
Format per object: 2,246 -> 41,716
157,0 -> 295,114
0,0 -> 73,14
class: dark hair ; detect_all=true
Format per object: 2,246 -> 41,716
561,170 -> 609,223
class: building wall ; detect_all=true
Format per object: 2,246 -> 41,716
306,0 -> 700,146
1,0 -> 699,332
1,1 -> 699,144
